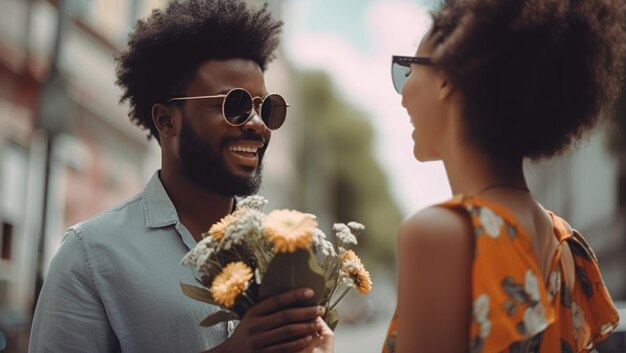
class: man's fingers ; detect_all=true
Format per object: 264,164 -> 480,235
259,335 -> 313,353
253,321 -> 318,349
250,288 -> 315,316
250,306 -> 325,333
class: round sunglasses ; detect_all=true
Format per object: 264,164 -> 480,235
391,55 -> 435,93
168,88 -> 289,130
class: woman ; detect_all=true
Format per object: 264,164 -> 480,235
382,0 -> 626,352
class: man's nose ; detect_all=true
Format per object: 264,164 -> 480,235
241,111 -> 267,134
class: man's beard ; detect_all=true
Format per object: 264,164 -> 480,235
178,119 -> 263,197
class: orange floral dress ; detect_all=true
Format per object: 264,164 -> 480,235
383,195 -> 620,353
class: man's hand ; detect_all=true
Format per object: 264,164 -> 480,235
208,288 -> 325,353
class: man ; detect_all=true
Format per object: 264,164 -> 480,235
29,1 -> 329,352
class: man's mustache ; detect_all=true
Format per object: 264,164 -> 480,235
222,132 -> 266,146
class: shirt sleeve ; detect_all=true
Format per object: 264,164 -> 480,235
29,228 -> 119,353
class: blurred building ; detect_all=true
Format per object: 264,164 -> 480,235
0,0 -> 164,350
526,129 -> 626,299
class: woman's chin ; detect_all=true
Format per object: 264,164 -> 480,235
413,148 -> 439,162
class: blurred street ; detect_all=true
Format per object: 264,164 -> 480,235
335,316 -> 391,353
332,270 -> 396,353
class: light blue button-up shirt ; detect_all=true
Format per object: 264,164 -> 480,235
29,172 -> 228,353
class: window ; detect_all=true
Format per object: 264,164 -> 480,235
0,143 -> 27,264
0,222 -> 12,260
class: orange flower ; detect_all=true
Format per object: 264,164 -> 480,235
340,250 -> 362,265
263,210 -> 317,252
340,250 -> 372,294
210,262 -> 253,307
206,210 -> 243,240
352,267 -> 373,294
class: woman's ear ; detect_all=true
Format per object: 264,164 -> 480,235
439,77 -> 455,101
152,103 -> 179,140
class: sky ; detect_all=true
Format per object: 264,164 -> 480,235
281,0 -> 451,216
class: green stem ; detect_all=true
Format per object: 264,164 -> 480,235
329,287 -> 351,311
241,291 -> 256,306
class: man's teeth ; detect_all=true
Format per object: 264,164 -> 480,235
230,145 -> 259,153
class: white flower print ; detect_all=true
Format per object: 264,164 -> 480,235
547,271 -> 561,303
600,323 -> 616,335
473,294 -> 490,323
572,302 -> 586,339
523,302 -> 548,336
473,294 -> 491,340
479,319 -> 492,338
524,270 -> 541,302
479,207 -> 504,237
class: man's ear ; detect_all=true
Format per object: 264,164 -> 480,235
152,103 -> 179,139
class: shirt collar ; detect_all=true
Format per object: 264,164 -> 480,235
142,171 -> 179,229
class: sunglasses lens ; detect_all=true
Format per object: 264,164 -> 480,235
261,94 -> 287,130
391,62 -> 410,93
223,88 -> 253,125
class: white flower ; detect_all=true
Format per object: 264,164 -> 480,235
222,209 -> 264,249
347,221 -> 365,234
236,195 -> 268,211
333,223 -> 357,245
525,270 -> 541,302
312,229 -> 337,256
473,294 -> 490,323
338,271 -> 354,286
523,303 -> 548,336
196,250 -> 214,273
181,236 -> 219,272
479,319 -> 492,338
479,207 -> 504,237
321,239 -> 337,256
547,271 -> 561,302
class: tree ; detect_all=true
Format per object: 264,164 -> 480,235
293,70 -> 403,268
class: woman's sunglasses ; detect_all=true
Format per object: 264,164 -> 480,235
391,55 -> 435,94
168,88 -> 289,130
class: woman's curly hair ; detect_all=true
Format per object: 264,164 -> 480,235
428,0 -> 626,160
115,0 -> 282,142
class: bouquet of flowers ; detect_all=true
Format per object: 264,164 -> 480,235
180,195 -> 372,330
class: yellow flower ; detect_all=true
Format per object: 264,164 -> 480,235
340,250 -> 372,294
205,210 -> 243,240
263,210 -> 317,252
210,262 -> 253,307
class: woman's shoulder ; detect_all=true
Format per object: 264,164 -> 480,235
399,201 -> 474,248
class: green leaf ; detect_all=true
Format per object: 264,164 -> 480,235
259,248 -> 326,305
199,310 -> 239,327
560,279 -> 573,309
180,283 -> 221,306
560,339 -> 574,353
501,277 -> 528,303
325,308 -> 340,331
576,266 -> 594,298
